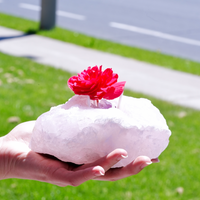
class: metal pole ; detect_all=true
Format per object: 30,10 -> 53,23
40,0 -> 56,30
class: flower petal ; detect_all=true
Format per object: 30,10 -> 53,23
67,66 -> 125,100
103,81 -> 126,100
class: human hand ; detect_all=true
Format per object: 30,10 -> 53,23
0,121 -> 155,186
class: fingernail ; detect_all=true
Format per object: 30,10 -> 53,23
117,154 -> 128,161
94,170 -> 105,176
100,171 -> 105,176
141,161 -> 152,169
121,154 -> 128,159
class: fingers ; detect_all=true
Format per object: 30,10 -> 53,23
46,151 -> 153,186
49,165 -> 105,187
95,156 -> 152,181
49,148 -> 128,186
95,148 -> 128,172
77,148 -> 128,172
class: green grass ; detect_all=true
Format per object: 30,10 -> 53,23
1,52 -> 200,200
0,12 -> 200,76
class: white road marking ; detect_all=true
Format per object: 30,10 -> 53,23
110,22 -> 200,47
19,3 -> 85,20
56,10 -> 86,20
19,3 -> 40,11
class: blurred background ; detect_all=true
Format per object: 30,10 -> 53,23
0,0 -> 200,62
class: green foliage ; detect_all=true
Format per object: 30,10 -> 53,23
0,52 -> 200,199
0,12 -> 200,76
0,52 -> 73,135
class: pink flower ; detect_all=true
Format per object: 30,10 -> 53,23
68,65 -> 126,100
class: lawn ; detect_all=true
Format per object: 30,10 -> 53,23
0,52 -> 200,200
0,12 -> 200,76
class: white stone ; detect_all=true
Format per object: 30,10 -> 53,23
30,95 -> 171,167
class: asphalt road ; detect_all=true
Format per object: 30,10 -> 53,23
0,0 -> 200,62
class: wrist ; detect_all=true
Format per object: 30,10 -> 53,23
0,135 -> 21,180
0,136 -> 7,180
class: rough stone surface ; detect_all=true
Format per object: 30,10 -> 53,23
30,95 -> 171,167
